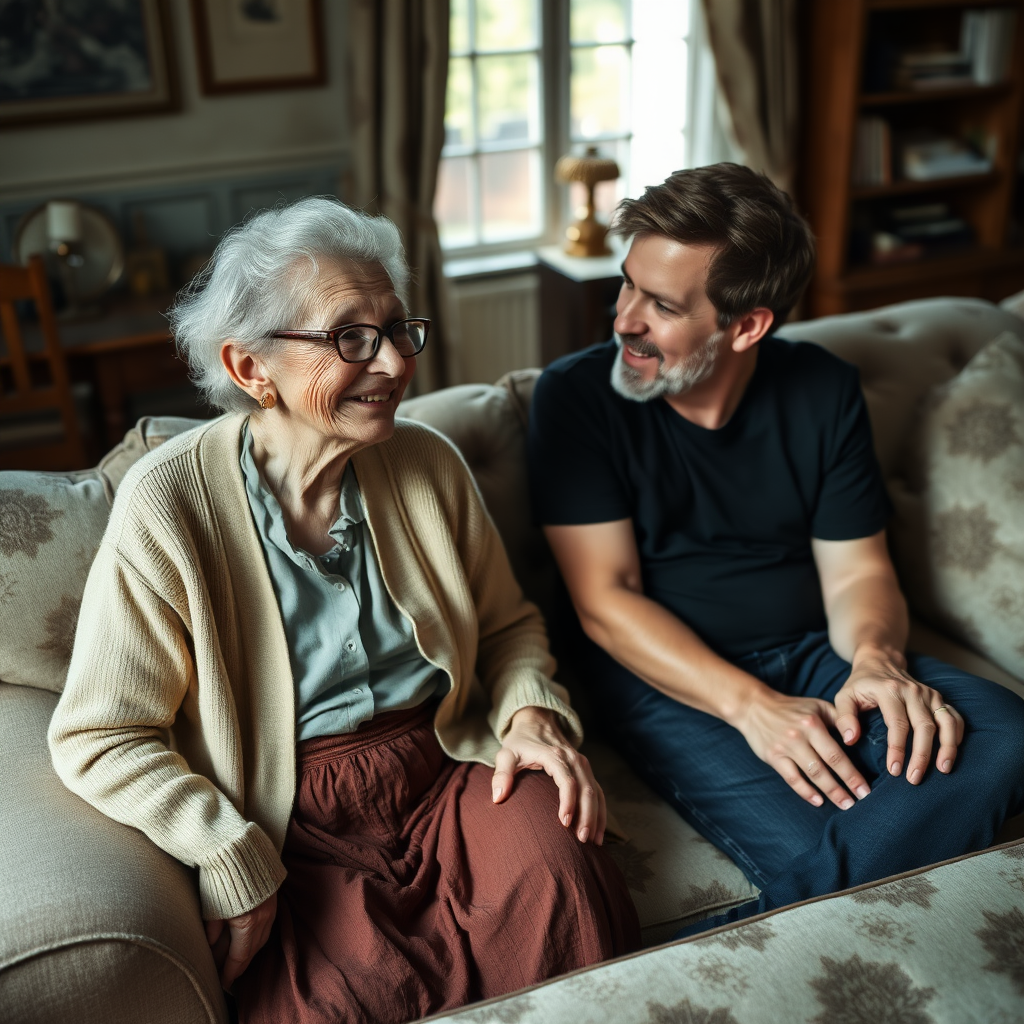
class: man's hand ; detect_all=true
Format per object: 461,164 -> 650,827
834,646 -> 964,784
493,706 -> 607,845
734,688 -> 872,809
205,892 -> 277,991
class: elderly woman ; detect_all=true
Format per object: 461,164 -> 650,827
48,198 -> 639,1023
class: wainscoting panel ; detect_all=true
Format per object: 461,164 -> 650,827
123,193 -> 218,262
0,164 -> 344,287
451,271 -> 541,385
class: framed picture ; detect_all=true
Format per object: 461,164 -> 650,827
0,0 -> 178,128
190,0 -> 326,95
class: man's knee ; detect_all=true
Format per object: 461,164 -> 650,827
933,675 -> 1024,806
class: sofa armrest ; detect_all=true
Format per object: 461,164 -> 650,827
0,683 -> 226,1024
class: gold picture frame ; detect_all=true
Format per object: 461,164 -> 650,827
190,0 -> 326,95
0,0 -> 178,129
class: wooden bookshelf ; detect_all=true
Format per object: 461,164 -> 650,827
861,83 -> 1011,105
801,0 -> 1024,316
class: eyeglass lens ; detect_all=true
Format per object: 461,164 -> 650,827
336,321 -> 427,361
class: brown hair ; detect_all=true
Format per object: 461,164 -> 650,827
611,163 -> 815,331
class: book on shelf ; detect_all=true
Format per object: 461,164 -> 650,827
900,136 -> 992,181
852,117 -> 891,187
863,9 -> 1017,93
962,9 -> 1017,86
869,202 -> 976,265
894,50 -> 974,91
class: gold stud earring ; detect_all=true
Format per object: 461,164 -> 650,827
259,392 -> 276,410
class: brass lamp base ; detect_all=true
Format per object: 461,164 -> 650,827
564,209 -> 611,257
555,147 -> 619,258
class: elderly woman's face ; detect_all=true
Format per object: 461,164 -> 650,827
269,261 -> 416,447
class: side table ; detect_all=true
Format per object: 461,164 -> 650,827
56,291 -> 195,448
536,245 -> 623,365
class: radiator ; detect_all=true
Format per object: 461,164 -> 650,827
449,272 -> 540,385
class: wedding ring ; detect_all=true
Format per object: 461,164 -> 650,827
933,705 -> 952,716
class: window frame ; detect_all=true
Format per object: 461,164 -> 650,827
438,0 -> 702,260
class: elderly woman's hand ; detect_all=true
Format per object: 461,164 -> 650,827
205,891 -> 278,991
492,706 -> 607,845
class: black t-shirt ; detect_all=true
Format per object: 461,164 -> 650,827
527,337 -> 891,659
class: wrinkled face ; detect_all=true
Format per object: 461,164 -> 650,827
266,261 -> 416,447
611,234 -> 726,402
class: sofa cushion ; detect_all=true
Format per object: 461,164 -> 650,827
0,416 -> 202,692
427,838 -> 1024,1024
890,332 -> 1024,681
587,741 -> 757,945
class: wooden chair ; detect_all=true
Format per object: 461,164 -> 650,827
0,255 -> 89,471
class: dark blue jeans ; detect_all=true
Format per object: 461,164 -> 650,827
581,631 -> 1024,933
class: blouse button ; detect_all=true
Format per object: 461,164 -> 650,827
346,640 -> 357,651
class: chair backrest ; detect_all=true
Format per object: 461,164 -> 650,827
0,255 -> 88,470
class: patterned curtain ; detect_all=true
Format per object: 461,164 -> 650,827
346,0 -> 456,394
700,0 -> 799,194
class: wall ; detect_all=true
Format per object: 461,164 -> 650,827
0,0 -> 352,280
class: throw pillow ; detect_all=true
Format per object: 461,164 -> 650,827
0,471 -> 111,692
0,415 -> 202,692
889,331 -> 1024,679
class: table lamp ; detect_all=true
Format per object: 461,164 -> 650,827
555,145 -> 620,257
16,200 -> 125,319
46,200 -> 90,314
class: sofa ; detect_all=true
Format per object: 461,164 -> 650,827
2,295 -> 1023,1023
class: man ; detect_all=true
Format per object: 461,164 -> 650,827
527,164 -> 1024,926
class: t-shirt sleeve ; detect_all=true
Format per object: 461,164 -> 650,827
527,362 -> 632,525
811,363 -> 892,540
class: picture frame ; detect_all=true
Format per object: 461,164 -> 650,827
190,0 -> 326,95
0,0 -> 179,129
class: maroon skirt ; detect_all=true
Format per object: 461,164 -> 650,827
236,702 -> 640,1024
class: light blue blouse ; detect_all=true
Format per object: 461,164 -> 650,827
240,421 -> 446,739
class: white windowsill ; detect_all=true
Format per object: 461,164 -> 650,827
443,250 -> 540,280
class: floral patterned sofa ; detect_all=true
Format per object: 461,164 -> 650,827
1,294 -> 1023,1022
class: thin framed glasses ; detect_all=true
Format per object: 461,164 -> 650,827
271,317 -> 431,364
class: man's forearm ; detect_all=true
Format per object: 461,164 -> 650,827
825,573 -> 909,667
576,585 -> 774,725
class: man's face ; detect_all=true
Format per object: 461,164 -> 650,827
611,234 -> 726,402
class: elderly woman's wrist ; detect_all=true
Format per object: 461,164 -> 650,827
508,705 -> 558,731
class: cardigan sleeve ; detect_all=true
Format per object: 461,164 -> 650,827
48,540 -> 286,920
435,437 -> 584,746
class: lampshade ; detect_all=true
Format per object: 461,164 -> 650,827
555,147 -> 620,189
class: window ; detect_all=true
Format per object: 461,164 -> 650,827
435,0 -> 707,255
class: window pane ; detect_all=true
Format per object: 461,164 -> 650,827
477,54 -> 539,144
570,0 -> 628,43
633,0 -> 689,42
480,149 -> 541,242
435,156 -> 476,249
632,38 -> 687,136
450,0 -> 471,54
571,45 -> 630,139
631,39 -> 687,195
444,57 -> 474,148
475,0 -> 536,51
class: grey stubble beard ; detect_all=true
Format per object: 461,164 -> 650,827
610,329 -> 725,402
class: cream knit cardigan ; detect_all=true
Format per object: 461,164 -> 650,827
49,413 -> 580,921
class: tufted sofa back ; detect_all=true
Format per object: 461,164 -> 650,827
780,298 -> 1024,479
399,296 -> 1024,624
